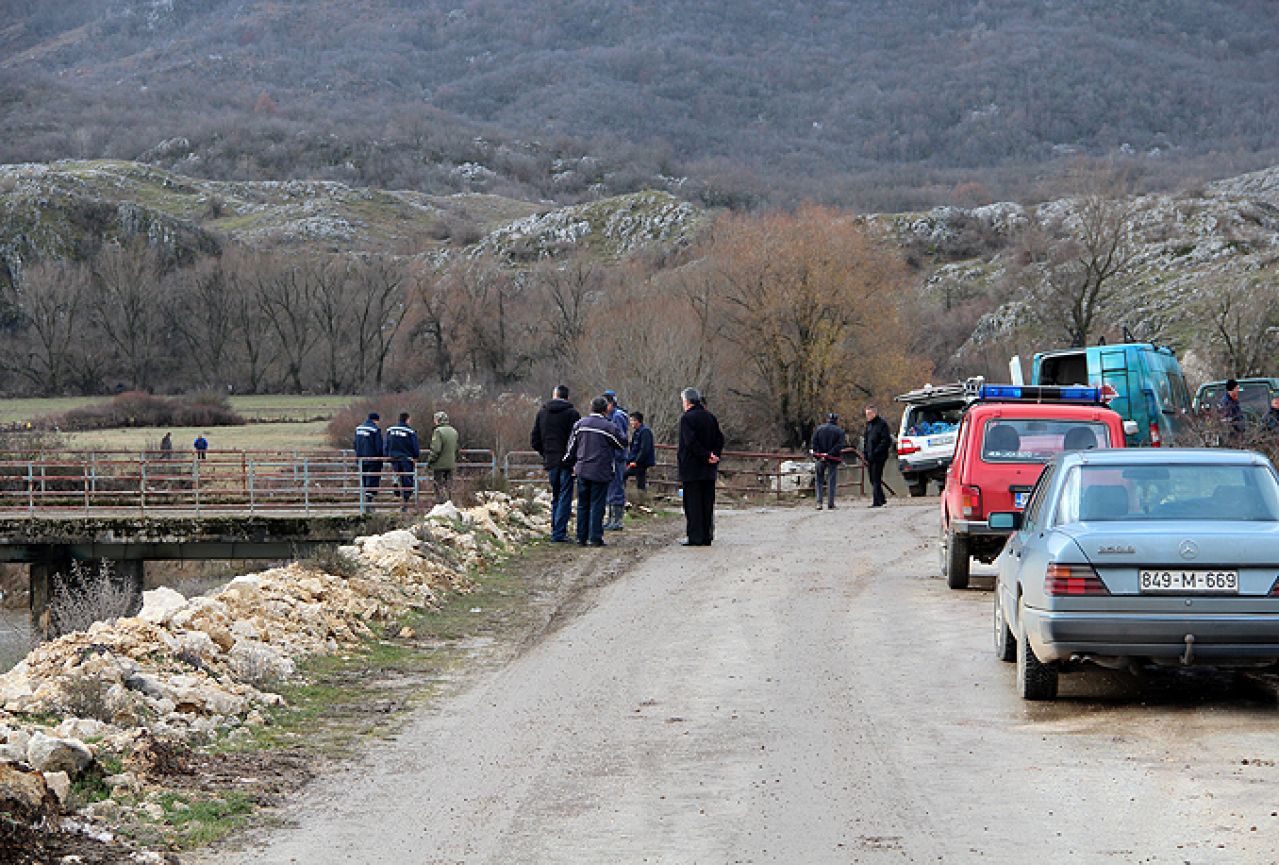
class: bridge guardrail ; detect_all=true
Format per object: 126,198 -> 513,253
0,448 -> 500,516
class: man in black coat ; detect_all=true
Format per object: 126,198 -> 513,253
677,387 -> 725,546
810,412 -> 847,510
531,384 -> 581,542
862,404 -> 892,508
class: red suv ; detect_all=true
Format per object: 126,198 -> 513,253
940,385 -> 1133,589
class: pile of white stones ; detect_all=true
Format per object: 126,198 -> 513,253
0,490 -> 548,825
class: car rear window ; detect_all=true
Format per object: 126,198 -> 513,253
980,419 -> 1111,463
1058,463 -> 1279,522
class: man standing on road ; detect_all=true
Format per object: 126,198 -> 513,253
1265,395 -> 1279,433
677,387 -> 724,547
810,413 -> 847,510
531,385 -> 581,542
602,390 -> 630,531
354,412 -> 384,506
385,412 -> 421,511
564,396 -> 625,547
862,405 -> 892,508
625,412 -> 656,492
427,411 -> 459,504
1219,378 -> 1246,443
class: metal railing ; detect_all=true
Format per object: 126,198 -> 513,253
502,446 -> 866,500
0,448 -> 499,516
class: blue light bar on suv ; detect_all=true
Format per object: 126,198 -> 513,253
978,384 -> 1103,403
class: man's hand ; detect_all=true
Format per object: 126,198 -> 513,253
708,453 -> 720,465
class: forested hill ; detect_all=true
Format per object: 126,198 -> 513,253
3,0 -> 1278,210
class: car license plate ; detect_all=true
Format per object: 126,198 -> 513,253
926,434 -> 955,448
1013,491 -> 1029,508
1139,570 -> 1239,593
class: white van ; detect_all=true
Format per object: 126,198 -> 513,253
893,378 -> 981,497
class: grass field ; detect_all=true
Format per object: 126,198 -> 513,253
0,395 -> 350,452
63,421 -> 334,453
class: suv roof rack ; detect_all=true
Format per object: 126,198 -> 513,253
895,376 -> 985,405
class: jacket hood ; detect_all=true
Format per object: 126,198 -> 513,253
546,398 -> 575,413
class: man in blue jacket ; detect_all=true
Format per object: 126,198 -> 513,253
385,412 -> 421,510
810,413 -> 847,510
354,412 -> 384,506
564,396 -> 625,547
625,412 -> 656,491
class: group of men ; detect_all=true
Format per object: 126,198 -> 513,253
530,385 -> 721,547
353,411 -> 459,509
808,405 -> 893,509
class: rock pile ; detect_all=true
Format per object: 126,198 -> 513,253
0,491 -> 548,839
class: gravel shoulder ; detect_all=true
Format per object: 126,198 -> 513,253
194,502 -> 1279,865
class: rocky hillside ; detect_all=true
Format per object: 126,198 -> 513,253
0,160 -> 707,291
883,164 -> 1279,379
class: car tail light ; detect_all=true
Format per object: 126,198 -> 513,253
1149,422 -> 1162,447
1270,578 -> 1279,596
1045,563 -> 1109,596
897,438 -> 920,456
961,484 -> 982,518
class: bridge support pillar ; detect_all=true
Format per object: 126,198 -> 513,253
29,556 -> 145,640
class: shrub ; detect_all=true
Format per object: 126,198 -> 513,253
46,560 -> 140,639
51,391 -> 244,431
297,544 -> 360,579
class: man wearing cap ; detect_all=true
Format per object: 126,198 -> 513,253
385,412 -> 421,510
677,387 -> 724,546
427,411 -> 460,503
602,390 -> 630,531
354,412 -> 384,506
810,413 -> 847,510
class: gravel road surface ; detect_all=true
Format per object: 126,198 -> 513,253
201,502 -> 1279,864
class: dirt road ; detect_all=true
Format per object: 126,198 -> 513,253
201,503 -> 1279,864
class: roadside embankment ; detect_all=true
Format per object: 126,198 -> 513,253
0,491 -> 549,863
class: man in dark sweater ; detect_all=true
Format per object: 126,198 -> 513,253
531,385 -> 581,542
862,405 -> 893,508
810,412 -> 847,510
564,396 -> 625,546
677,387 -> 725,546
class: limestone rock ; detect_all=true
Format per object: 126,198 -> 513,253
137,587 -> 188,626
26,732 -> 93,775
0,760 -> 60,823
42,769 -> 71,804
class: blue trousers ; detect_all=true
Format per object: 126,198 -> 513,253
576,477 -> 609,544
607,459 -> 626,505
548,465 -> 574,541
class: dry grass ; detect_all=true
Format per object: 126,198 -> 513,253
0,396 -> 354,427
64,421 -> 333,453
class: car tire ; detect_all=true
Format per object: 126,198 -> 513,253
942,526 -> 970,589
1016,598 -> 1058,700
994,589 -> 1016,663
908,480 -> 927,497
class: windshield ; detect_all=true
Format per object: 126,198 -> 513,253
1056,463 -> 1279,522
980,419 -> 1111,464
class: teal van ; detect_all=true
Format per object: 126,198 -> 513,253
1030,343 -> 1192,445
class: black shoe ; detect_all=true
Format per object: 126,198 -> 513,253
588,539 -> 606,547
816,503 -> 823,510
680,538 -> 694,546
576,539 -> 588,546
828,504 -> 837,510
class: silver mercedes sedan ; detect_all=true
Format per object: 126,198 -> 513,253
990,448 -> 1279,700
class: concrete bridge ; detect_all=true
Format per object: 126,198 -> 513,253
0,511 -> 372,635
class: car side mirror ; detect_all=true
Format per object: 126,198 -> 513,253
988,511 -> 1022,531
1122,420 -> 1139,437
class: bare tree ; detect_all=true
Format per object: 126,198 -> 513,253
257,257 -> 319,393
349,255 -> 410,390
170,256 -> 236,389
1194,267 -> 1279,376
309,257 -> 354,394
3,260 -> 89,393
530,257 -> 603,377
89,239 -> 169,390
1012,166 -> 1142,346
449,257 -> 540,385
224,249 -> 278,394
